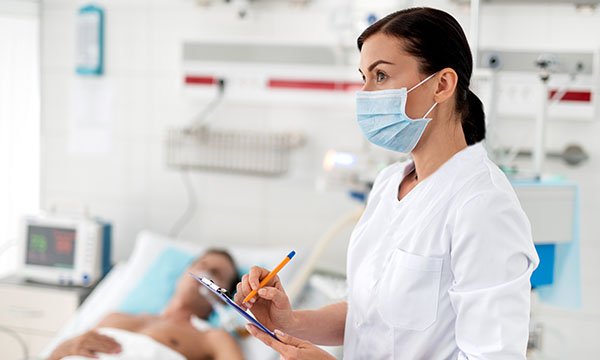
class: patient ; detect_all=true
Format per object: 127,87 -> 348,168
48,249 -> 244,360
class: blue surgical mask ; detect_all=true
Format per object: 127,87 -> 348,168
356,73 -> 438,153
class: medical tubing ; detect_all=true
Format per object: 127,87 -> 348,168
170,78 -> 224,229
287,207 -> 364,303
188,78 -> 226,132
168,169 -> 198,238
0,325 -> 29,360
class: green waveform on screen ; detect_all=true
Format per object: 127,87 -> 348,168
30,234 -> 48,252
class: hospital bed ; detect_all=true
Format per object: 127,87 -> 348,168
37,231 -> 345,360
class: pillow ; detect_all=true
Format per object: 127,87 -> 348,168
125,231 -> 304,288
116,231 -> 306,316
119,247 -> 196,314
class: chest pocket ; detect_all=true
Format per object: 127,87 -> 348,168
376,249 -> 443,331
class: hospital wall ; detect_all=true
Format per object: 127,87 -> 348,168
40,0 -> 600,357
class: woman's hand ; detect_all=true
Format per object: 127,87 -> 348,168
48,330 -> 121,359
233,266 -> 296,332
246,324 -> 336,360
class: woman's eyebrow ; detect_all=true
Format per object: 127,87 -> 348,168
358,59 -> 395,74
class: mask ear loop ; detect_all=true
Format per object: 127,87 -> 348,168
423,102 -> 438,119
407,72 -> 438,93
406,72 -> 439,118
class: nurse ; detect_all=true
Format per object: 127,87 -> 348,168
235,7 -> 539,359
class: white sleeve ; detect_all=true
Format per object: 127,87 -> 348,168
449,191 -> 539,360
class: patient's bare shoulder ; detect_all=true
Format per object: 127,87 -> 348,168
95,312 -> 157,332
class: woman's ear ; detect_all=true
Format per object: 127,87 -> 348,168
433,68 -> 458,104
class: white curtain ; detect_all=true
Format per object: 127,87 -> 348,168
0,7 -> 39,276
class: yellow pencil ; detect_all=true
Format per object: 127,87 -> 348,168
243,250 -> 296,304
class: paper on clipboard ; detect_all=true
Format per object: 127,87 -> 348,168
188,272 -> 279,341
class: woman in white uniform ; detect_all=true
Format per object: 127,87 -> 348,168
235,7 -> 539,359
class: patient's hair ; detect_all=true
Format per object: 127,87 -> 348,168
196,248 -> 241,295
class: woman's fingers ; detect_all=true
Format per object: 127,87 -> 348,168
249,266 -> 270,290
245,324 -> 292,356
240,274 -> 255,305
274,329 -> 304,347
234,282 -> 245,304
272,276 -> 285,291
257,287 -> 289,309
248,266 -> 281,289
235,266 -> 283,307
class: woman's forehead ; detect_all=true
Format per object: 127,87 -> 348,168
359,33 -> 415,71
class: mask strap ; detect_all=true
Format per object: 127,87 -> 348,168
407,72 -> 438,93
423,102 -> 438,118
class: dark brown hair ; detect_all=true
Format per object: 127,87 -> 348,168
357,7 -> 485,145
197,248 -> 241,294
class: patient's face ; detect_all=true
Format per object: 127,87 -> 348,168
188,252 -> 237,292
172,251 -> 237,317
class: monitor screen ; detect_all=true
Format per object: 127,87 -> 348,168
26,225 -> 77,269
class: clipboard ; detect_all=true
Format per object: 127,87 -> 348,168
189,272 -> 279,340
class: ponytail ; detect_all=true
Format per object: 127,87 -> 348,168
462,90 -> 486,145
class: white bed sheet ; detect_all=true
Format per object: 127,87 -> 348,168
40,230 -> 344,360
40,262 -> 277,360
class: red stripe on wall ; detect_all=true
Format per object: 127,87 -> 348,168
185,76 -> 217,85
549,90 -> 592,102
269,79 -> 337,90
341,82 -> 363,91
268,79 -> 363,92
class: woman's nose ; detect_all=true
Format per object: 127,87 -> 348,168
361,83 -> 374,92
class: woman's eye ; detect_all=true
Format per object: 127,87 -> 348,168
376,71 -> 387,82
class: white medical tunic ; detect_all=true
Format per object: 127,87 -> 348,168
343,143 -> 539,360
